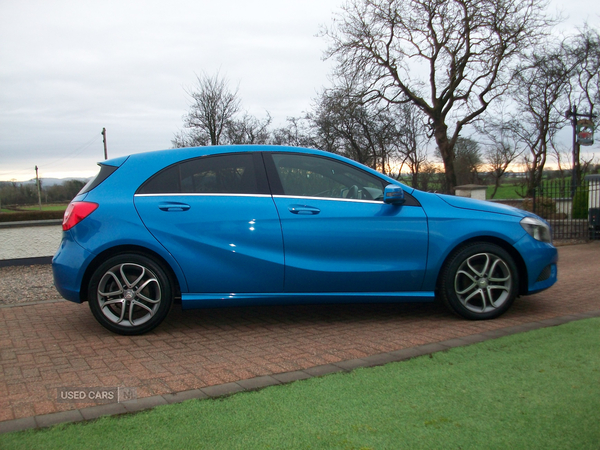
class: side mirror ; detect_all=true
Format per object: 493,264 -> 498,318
383,184 -> 405,205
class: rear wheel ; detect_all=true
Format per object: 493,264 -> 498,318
88,253 -> 173,335
439,243 -> 518,320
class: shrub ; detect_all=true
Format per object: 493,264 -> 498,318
572,190 -> 589,220
0,210 -> 64,223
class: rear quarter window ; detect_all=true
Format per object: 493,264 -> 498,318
78,164 -> 119,195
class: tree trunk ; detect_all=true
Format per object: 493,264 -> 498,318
411,171 -> 419,190
490,177 -> 500,199
433,122 -> 457,194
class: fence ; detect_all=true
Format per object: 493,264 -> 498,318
531,176 -> 600,241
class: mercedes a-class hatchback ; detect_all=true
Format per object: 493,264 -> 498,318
52,145 -> 558,335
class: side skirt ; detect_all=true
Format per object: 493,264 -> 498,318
181,292 -> 436,310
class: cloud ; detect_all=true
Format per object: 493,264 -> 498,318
1,0 -> 597,180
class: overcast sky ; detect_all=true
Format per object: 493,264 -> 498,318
1,0 -> 598,181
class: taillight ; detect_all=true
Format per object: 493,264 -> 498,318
62,202 -> 98,231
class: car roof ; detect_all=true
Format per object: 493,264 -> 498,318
105,145 -> 330,164
101,145 -> 412,194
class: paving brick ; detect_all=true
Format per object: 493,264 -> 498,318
479,328 -> 515,338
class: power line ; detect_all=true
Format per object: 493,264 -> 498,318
42,132 -> 103,170
1,132 -> 103,181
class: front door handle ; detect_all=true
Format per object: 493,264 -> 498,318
288,205 -> 320,215
158,202 -> 191,212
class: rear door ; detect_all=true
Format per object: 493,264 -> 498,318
134,152 -> 284,293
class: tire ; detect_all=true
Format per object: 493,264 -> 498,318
439,243 -> 519,320
88,253 -> 173,335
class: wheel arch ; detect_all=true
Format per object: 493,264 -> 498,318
80,245 -> 182,303
436,236 -> 529,296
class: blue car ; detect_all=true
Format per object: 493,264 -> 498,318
52,145 -> 557,335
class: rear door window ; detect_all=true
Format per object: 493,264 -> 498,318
137,153 -> 269,195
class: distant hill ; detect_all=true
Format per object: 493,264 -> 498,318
7,177 -> 92,187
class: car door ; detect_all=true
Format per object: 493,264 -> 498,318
134,152 -> 284,293
265,152 -> 428,293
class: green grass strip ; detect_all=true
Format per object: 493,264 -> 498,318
2,318 -> 599,450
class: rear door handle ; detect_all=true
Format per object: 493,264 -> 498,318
159,202 -> 191,212
288,205 -> 320,215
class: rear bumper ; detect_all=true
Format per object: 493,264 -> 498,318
52,232 -> 93,303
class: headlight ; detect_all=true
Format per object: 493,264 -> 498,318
520,217 -> 552,243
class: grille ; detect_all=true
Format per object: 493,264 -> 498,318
536,265 -> 552,283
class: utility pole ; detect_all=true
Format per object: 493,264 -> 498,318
102,128 -> 108,160
565,107 -> 597,197
35,165 -> 42,211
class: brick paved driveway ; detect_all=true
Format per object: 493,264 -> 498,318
1,242 -> 599,424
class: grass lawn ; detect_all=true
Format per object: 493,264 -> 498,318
1,318 -> 598,450
487,183 -> 524,200
12,204 -> 68,212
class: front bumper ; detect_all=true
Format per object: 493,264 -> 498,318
513,235 -> 558,295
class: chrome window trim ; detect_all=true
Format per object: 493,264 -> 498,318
134,193 -> 273,198
272,195 -> 383,204
134,193 -> 383,204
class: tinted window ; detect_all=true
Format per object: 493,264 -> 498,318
271,154 -> 385,201
139,153 -> 265,195
79,164 -> 118,195
139,165 -> 180,194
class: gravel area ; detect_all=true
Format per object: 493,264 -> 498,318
0,265 -> 61,305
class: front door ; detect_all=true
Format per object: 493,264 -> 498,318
266,153 -> 428,293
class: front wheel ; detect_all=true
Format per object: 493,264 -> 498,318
88,253 -> 174,335
439,243 -> 519,320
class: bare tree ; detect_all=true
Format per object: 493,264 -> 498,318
564,27 -> 600,185
391,103 -> 430,189
416,162 -> 442,192
550,144 -> 572,183
435,137 -> 483,190
173,73 -> 241,147
485,142 -> 521,199
225,113 -> 272,145
476,112 -> 523,198
310,84 -> 401,172
271,116 -> 318,148
509,46 -> 572,197
567,27 -> 600,118
324,0 -> 553,193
